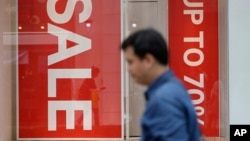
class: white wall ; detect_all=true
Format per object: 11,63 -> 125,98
0,0 -> 16,140
0,0 -> 4,140
229,0 -> 250,124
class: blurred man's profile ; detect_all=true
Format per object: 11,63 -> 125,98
121,28 -> 202,141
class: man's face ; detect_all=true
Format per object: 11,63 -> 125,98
124,46 -> 148,85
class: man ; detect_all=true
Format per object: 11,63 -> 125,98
78,66 -> 105,128
121,29 -> 202,141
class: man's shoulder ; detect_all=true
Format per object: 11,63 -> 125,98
149,76 -> 190,105
158,76 -> 187,94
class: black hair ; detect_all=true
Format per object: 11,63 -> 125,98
121,28 -> 168,65
91,66 -> 100,77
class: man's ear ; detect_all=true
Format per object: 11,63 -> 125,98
143,53 -> 155,68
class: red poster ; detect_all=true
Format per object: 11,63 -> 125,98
168,0 -> 219,136
18,0 -> 122,139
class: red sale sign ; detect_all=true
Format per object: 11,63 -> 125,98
18,0 -> 122,139
168,0 -> 219,136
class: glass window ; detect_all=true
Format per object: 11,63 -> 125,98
0,0 -> 228,140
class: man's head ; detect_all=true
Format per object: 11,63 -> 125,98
91,66 -> 100,78
121,28 -> 169,85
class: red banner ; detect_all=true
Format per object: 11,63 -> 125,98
168,0 -> 219,136
18,0 -> 122,139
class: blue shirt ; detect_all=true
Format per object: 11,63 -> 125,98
141,70 -> 202,141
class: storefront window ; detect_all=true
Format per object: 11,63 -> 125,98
0,0 -> 228,140
1,0 -> 122,140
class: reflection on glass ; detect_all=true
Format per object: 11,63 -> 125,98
77,66 -> 106,129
